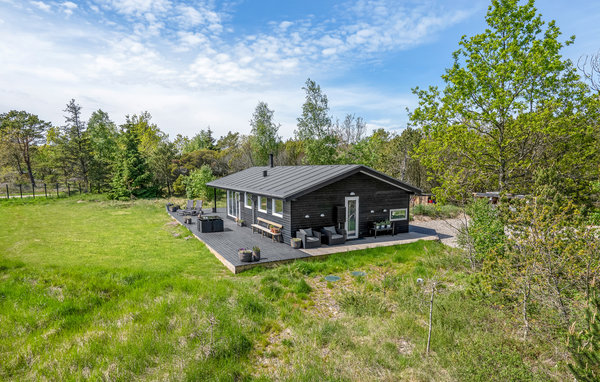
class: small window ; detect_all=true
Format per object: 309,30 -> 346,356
272,199 -> 283,217
390,208 -> 407,221
258,196 -> 267,213
245,192 -> 252,208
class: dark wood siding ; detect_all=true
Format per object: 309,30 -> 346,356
290,172 -> 410,238
223,189 -> 293,244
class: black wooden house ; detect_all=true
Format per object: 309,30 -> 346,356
206,158 -> 421,245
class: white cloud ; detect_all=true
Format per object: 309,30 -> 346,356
0,0 -> 477,138
31,1 -> 50,12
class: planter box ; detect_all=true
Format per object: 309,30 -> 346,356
197,216 -> 224,233
252,250 -> 261,262
239,250 -> 252,262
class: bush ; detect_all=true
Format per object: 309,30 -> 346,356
412,203 -> 462,219
183,165 -> 216,201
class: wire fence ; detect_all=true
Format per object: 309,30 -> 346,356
0,182 -> 97,199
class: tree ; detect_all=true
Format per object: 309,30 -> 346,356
148,139 -> 177,196
86,109 -> 118,190
0,110 -> 50,186
296,78 -> 338,165
410,0 -> 592,201
578,50 -> 600,96
127,111 -> 165,155
109,118 -> 156,199
183,165 -> 216,201
182,128 -> 216,153
249,101 -> 281,165
63,99 -> 92,189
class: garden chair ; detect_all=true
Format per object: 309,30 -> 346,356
320,226 -> 347,245
177,200 -> 196,216
296,228 -> 322,249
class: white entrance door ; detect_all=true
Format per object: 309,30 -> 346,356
345,196 -> 359,239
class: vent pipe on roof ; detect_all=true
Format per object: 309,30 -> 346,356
269,153 -> 274,168
263,170 -> 268,177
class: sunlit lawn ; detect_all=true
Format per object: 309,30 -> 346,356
0,196 -> 568,381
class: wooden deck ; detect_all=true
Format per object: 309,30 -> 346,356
168,208 -> 439,273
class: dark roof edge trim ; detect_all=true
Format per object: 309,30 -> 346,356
285,166 -> 421,200
358,168 -> 422,194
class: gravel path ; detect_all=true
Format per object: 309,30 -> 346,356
411,217 -> 467,248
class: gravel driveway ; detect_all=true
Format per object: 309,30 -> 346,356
410,217 -> 467,248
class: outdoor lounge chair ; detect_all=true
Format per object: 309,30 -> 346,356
177,200 -> 197,216
195,200 -> 203,215
296,228 -> 321,249
320,226 -> 347,245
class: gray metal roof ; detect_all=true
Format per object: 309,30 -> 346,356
206,165 -> 421,200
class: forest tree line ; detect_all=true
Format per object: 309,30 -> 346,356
0,79 -> 431,200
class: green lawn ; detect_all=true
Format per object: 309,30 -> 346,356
0,197 -> 568,380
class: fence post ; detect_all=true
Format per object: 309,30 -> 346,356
56,183 -> 59,197
67,184 -> 70,197
5,184 -> 8,199
78,182 -> 82,194
44,183 -> 47,198
19,184 -> 22,199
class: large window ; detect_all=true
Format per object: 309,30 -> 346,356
258,196 -> 267,213
245,192 -> 252,209
227,190 -> 239,218
389,208 -> 407,221
272,199 -> 283,217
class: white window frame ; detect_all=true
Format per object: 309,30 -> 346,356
272,198 -> 283,218
244,192 -> 252,209
257,196 -> 267,213
389,208 -> 407,221
227,190 -> 232,216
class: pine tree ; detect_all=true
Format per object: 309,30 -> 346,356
109,122 -> 156,199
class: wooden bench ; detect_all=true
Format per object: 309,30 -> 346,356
251,217 -> 283,242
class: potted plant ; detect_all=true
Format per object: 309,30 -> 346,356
291,237 -> 302,249
385,220 -> 391,229
252,246 -> 261,262
238,248 -> 252,262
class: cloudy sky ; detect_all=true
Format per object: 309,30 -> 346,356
0,0 -> 598,139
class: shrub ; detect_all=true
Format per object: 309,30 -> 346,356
412,203 -> 462,219
183,165 -> 216,201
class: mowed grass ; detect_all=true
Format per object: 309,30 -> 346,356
0,197 -> 568,381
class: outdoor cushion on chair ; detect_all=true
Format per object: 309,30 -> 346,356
321,226 -> 347,245
297,228 -> 322,249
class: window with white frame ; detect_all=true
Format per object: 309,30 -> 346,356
389,208 -> 407,221
227,190 -> 232,216
245,192 -> 252,208
258,196 -> 267,213
272,199 -> 283,217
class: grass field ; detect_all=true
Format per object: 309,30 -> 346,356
0,196 -> 569,380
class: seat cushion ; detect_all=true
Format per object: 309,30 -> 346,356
323,226 -> 337,234
331,234 -> 344,240
306,236 -> 319,242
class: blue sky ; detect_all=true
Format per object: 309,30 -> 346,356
0,0 -> 598,139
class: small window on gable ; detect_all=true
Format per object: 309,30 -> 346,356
272,199 -> 283,217
258,196 -> 267,213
